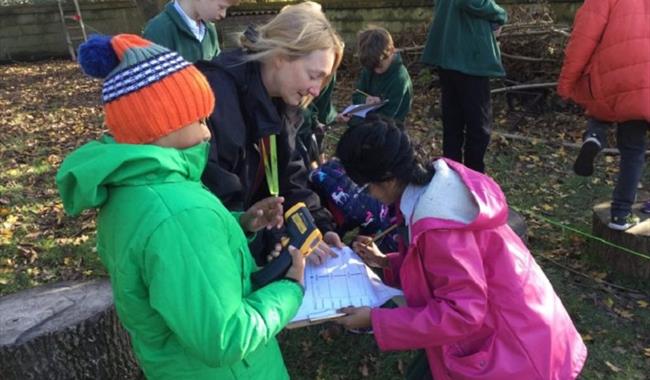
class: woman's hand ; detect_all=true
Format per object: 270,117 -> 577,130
335,307 -> 372,330
308,231 -> 344,265
352,235 -> 389,268
285,245 -> 306,286
240,196 -> 284,233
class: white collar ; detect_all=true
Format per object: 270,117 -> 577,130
399,159 -> 478,234
173,0 -> 205,42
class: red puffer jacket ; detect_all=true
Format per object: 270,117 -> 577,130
557,0 -> 650,123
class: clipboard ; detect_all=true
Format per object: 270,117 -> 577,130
285,311 -> 346,329
341,99 -> 389,118
284,247 -> 402,329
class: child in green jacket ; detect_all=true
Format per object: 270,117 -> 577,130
143,0 -> 239,62
341,26 -> 413,126
56,34 -> 305,380
421,0 -> 507,173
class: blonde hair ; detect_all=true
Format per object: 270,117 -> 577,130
239,1 -> 344,105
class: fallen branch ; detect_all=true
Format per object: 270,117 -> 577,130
500,30 -> 554,37
551,27 -> 571,38
494,131 -> 650,156
491,82 -> 558,94
501,28 -> 570,38
501,52 -> 558,63
501,21 -> 555,31
398,45 -> 424,53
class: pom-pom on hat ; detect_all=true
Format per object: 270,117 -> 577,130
78,34 -> 215,144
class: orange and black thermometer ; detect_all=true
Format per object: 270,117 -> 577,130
251,202 -> 322,288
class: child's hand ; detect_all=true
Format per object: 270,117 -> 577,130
266,243 -> 282,263
336,113 -> 351,123
285,245 -> 306,286
240,196 -> 284,233
335,306 -> 372,330
491,22 -> 503,38
352,235 -> 389,268
308,231 -> 342,265
365,96 -> 381,105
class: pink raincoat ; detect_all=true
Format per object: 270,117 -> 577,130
371,159 -> 587,380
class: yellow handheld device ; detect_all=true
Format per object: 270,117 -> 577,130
251,202 -> 322,287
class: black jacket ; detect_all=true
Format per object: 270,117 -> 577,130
196,49 -> 334,238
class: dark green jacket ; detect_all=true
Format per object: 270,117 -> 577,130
143,1 -> 220,62
421,0 -> 507,77
297,74 -> 337,154
351,53 -> 413,123
312,74 -> 338,125
56,136 -> 302,379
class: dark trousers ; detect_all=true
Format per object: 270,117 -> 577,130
583,117 -> 610,146
439,69 -> 492,173
611,120 -> 648,218
405,350 -> 433,380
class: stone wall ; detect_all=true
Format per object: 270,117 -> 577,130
211,0 -> 582,51
219,0 -> 436,49
0,0 -> 145,61
0,0 -> 581,62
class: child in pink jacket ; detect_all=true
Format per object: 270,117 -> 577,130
335,116 -> 587,380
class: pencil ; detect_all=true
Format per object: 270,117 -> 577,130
354,88 -> 373,98
368,223 -> 400,244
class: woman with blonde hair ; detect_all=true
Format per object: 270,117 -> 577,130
196,2 -> 345,266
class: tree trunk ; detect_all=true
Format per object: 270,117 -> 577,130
591,195 -> 650,281
0,279 -> 142,380
132,0 -> 164,22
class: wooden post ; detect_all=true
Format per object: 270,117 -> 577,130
0,279 -> 142,380
591,194 -> 650,281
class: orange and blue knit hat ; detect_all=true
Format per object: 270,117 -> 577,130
78,34 -> 215,144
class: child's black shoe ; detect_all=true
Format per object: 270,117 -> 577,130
573,137 -> 601,176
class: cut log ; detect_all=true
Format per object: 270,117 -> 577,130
591,195 -> 650,281
0,279 -> 142,380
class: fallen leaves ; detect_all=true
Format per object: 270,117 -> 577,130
0,214 -> 18,245
1,60 -> 102,295
2,41 -> 650,380
359,362 -> 369,377
604,360 -> 622,373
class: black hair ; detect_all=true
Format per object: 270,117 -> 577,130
335,115 -> 434,186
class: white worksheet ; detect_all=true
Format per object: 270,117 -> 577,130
290,246 -> 402,325
341,99 -> 389,118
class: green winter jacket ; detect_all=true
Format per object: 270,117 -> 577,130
297,74 -> 337,159
351,53 -> 413,124
421,0 -> 507,77
56,136 -> 303,380
143,1 -> 220,62
308,74 -> 338,126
